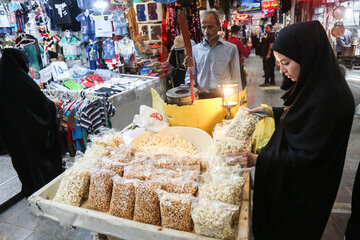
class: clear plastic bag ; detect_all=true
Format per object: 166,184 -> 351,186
87,168 -> 117,212
53,166 -> 90,206
191,198 -> 239,240
157,190 -> 192,232
198,172 -> 245,206
162,178 -> 198,196
224,108 -> 260,140
123,164 -> 156,181
106,144 -> 134,163
89,129 -> 124,147
133,181 -> 162,225
97,158 -> 125,177
109,176 -> 138,219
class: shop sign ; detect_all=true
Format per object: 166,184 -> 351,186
39,65 -> 52,83
239,0 -> 262,13
233,14 -> 249,21
51,61 -> 70,81
262,0 -> 280,17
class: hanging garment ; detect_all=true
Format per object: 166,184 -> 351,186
91,13 -> 113,38
113,9 -> 128,36
86,43 -> 99,61
148,2 -> 158,21
127,6 -> 140,49
59,36 -> 81,59
0,49 -> 62,197
116,37 -> 136,63
136,4 -> 146,22
76,11 -> 97,42
77,0 -> 95,9
102,38 -> 116,60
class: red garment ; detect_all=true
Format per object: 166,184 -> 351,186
227,36 -> 251,65
86,74 -> 104,84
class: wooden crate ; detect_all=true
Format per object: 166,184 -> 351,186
28,170 -> 250,240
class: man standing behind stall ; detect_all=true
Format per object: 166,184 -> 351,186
185,9 -> 240,99
261,24 -> 276,86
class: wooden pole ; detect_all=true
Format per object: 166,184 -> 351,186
290,0 -> 296,24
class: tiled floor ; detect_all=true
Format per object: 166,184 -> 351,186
0,53 -> 358,240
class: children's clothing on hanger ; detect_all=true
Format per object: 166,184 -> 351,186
102,38 -> 116,60
86,43 -> 99,70
76,11 -> 97,42
59,35 -> 81,59
91,13 -> 113,38
112,9 -> 128,36
116,37 -> 137,63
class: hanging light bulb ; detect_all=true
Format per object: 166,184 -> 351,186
94,0 -> 109,9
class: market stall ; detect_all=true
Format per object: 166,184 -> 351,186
27,106 -> 260,240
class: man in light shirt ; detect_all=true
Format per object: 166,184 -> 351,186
185,9 -> 241,98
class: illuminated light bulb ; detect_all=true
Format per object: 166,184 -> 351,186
94,0 -> 108,9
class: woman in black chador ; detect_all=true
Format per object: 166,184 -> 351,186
236,21 -> 355,239
0,48 -> 62,197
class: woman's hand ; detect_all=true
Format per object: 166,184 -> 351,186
226,151 -> 258,168
248,104 -> 273,117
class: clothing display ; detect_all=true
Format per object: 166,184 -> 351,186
59,35 -> 81,59
91,12 -> 113,38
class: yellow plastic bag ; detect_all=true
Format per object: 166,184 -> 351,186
152,88 -> 247,136
251,115 -> 275,154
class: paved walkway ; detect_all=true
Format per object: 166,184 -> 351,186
0,53 -> 358,240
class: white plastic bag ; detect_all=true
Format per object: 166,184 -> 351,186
133,105 -> 169,132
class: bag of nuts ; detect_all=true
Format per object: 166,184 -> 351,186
97,158 -> 125,177
53,166 -> 90,206
157,190 -> 192,232
133,181 -> 162,225
162,177 -> 198,196
123,164 -> 156,181
87,168 -> 117,212
198,170 -> 245,206
109,176 -> 138,219
191,198 -> 239,240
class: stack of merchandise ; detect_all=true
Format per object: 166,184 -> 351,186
53,105 -> 251,239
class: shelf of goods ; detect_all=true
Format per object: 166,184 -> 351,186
27,126 -> 251,240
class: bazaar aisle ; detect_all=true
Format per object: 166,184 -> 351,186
0,54 -> 358,240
